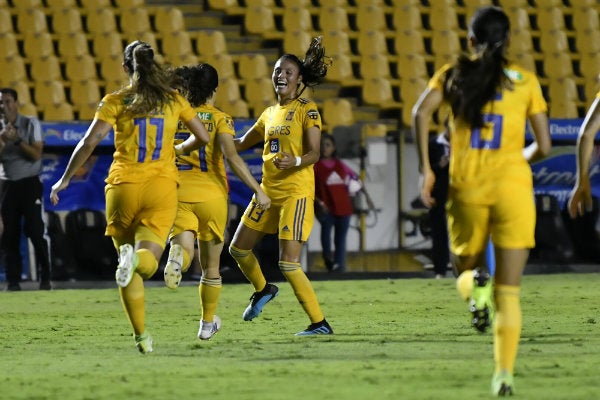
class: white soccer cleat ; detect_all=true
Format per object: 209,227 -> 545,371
134,332 -> 153,354
198,315 -> 221,340
164,244 -> 184,289
115,244 -> 137,288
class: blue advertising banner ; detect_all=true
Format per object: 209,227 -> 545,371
41,119 -> 262,211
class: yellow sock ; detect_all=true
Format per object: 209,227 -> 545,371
136,248 -> 158,279
280,261 -> 324,323
456,269 -> 475,301
230,245 -> 266,292
199,276 -> 222,322
493,284 -> 521,375
119,273 -> 145,335
182,250 -> 191,273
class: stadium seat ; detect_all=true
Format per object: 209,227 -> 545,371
321,30 -> 351,57
392,6 -> 422,31
203,53 -> 236,80
572,7 -> 599,34
511,52 -> 536,73
207,0 -> 238,10
160,31 -> 194,60
390,0 -> 420,6
359,54 -> 392,81
57,32 -> 90,58
431,30 -> 462,58
507,29 -> 533,57
549,100 -> 579,119
463,0 -> 494,18
543,53 -> 574,80
154,7 -> 186,34
282,30 -> 313,56
20,102 -> 39,117
584,79 -> 600,104
100,55 -> 127,82
127,32 -> 158,54
356,4 -> 387,32
46,0 -> 77,8
0,32 -> 19,59
243,77 -> 276,114
539,30 -> 569,56
166,53 -> 200,67
0,9 -> 13,35
318,7 -> 349,32
326,53 -> 360,86
575,30 -> 600,54
16,9 -> 48,35
64,54 -> 98,82
196,30 -> 228,57
104,78 -> 126,93
12,81 -> 33,106
50,8 -> 83,35
79,0 -> 112,13
85,8 -> 118,36
113,0 -> 145,7
428,7 -> 459,32
119,8 -> 151,37
497,0 -> 529,9
238,53 -> 270,82
535,7 -> 565,32
361,77 -> 400,109
357,30 -> 388,56
396,53 -> 428,80
400,77 -> 427,126
280,0 -> 311,6
394,30 -> 426,57
30,56 -> 63,83
216,99 -> 250,118
10,0 -> 43,10
362,122 -> 387,138
434,53 -> 458,72
580,52 -> 600,80
34,80 -> 67,108
77,102 -> 99,121
282,6 -> 313,33
23,32 -> 55,59
548,77 -> 579,105
321,97 -> 355,130
70,80 -> 102,111
43,103 -> 75,121
216,78 -> 242,105
244,6 -> 276,36
92,32 -> 123,59
505,8 -> 531,31
0,56 -> 26,87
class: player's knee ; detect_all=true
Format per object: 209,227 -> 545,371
229,244 -> 251,260
136,248 -> 158,279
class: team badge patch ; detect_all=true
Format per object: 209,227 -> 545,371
286,110 -> 295,121
225,117 -> 234,130
307,109 -> 319,120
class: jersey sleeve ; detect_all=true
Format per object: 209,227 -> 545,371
302,101 -> 322,130
95,94 -> 119,125
175,93 -> 197,122
428,64 -> 452,92
525,72 -> 548,116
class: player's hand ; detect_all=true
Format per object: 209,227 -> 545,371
272,151 -> 295,170
568,179 -> 593,218
419,170 -> 436,209
254,189 -> 271,210
49,178 -> 70,206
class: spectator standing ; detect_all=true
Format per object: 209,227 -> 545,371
0,88 -> 52,291
412,7 -> 551,395
50,41 -> 209,353
163,63 -> 270,341
314,133 -> 362,272
229,37 -> 334,335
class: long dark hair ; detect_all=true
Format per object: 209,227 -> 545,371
119,40 -> 177,115
443,6 -> 510,128
279,36 -> 331,98
173,63 -> 219,107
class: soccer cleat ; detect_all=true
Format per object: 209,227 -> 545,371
134,332 -> 153,354
469,268 -> 494,333
115,244 -> 138,288
242,283 -> 279,321
198,315 -> 221,340
295,319 -> 334,336
491,370 -> 514,396
164,244 -> 184,289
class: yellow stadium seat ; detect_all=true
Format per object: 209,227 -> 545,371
0,32 -> 19,59
238,53 -> 270,81
431,30 -> 461,58
362,122 -> 387,138
165,54 -> 199,67
57,32 -> 90,58
126,32 -> 158,53
549,101 -> 579,119
543,53 -> 574,79
507,29 -> 533,57
203,53 -> 236,80
100,55 -> 127,82
160,31 -> 194,59
17,9 -> 48,35
400,77 -> 427,109
113,0 -> 145,7
119,8 -> 151,37
85,8 -> 118,36
322,30 -> 351,57
505,8 -> 530,31
497,0 -> 529,9
463,0 -> 494,19
318,0 -> 346,6
70,80 -> 102,109
92,32 -> 123,59
46,0 -> 77,8
154,7 -> 186,34
215,78 -> 241,104
216,98 -> 250,118
20,102 -> 39,117
394,30 -> 426,56
572,7 -> 599,34
207,0 -> 238,10
23,32 -> 55,59
580,52 -> 600,80
428,7 -> 459,32
575,29 -> 600,54
321,97 -> 354,130
434,53 -> 458,71
79,0 -> 112,13
244,6 -> 276,36
511,52 -> 536,73
0,9 -> 13,35
282,30 -> 313,56
535,7 -> 565,32
357,30 -> 388,56
51,8 -> 83,35
11,0 -> 43,10
548,77 -> 579,104
326,53 -> 360,86
362,77 -> 400,109
360,54 -> 392,80
356,4 -> 387,32
196,30 -> 228,57
0,56 -> 26,87
392,6 -> 422,31
318,7 -> 349,31
280,0 -> 311,6
396,53 -> 428,80
64,54 -> 98,82
390,0 -> 420,5
539,30 -> 569,56
104,79 -> 126,93
30,56 -> 63,83
245,0 -> 276,6
570,0 -> 596,6
12,81 -> 33,105
77,102 -> 99,121
34,80 -> 67,108
243,77 -> 276,113
43,103 -> 75,121
282,6 -> 313,32
584,79 -> 600,104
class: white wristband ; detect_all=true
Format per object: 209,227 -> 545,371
295,156 -> 301,166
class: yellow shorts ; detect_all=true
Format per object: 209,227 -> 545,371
105,176 -> 177,247
447,183 -> 536,256
169,196 -> 227,242
241,196 -> 313,242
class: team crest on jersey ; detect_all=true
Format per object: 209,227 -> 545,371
307,109 -> 319,120
225,117 -> 234,130
286,110 -> 295,121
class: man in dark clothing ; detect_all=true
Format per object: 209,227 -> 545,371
0,88 -> 52,291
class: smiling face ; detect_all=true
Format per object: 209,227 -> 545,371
272,57 -> 302,103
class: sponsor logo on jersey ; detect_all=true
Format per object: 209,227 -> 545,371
270,138 -> 280,153
286,110 -> 295,121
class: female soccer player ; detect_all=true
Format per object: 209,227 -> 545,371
163,63 -> 270,340
229,37 -> 334,335
412,7 -> 551,395
49,41 -> 210,353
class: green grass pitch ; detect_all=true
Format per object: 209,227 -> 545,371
1,273 -> 598,399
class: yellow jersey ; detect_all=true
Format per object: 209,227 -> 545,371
95,91 -> 197,185
174,104 -> 235,202
429,63 -> 548,204
254,98 -> 322,203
